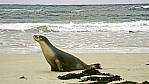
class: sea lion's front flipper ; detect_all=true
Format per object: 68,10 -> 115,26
55,59 -> 65,72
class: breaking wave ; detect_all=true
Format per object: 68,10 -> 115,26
0,20 -> 149,32
129,5 -> 149,10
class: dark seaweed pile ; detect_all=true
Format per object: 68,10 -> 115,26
58,69 -> 149,84
58,68 -> 122,84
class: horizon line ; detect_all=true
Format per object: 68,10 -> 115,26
0,3 -> 148,5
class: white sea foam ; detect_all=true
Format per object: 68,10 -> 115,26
0,23 -> 49,31
71,9 -> 85,13
0,20 -> 149,32
141,5 -> 149,9
130,5 -> 149,10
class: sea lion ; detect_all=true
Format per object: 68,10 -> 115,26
33,35 -> 101,71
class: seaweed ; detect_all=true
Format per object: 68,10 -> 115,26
58,68 -> 122,83
58,68 -> 149,84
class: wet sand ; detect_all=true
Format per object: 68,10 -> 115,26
0,53 -> 149,84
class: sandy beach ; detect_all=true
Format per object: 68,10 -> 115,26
0,53 -> 149,84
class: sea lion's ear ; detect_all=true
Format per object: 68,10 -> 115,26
39,37 -> 43,40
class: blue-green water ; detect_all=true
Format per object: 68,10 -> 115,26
0,4 -> 149,54
0,4 -> 149,23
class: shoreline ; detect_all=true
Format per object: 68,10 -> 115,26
0,53 -> 149,84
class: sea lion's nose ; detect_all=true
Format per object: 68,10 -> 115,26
33,35 -> 38,38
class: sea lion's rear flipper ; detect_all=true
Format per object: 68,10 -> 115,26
87,63 -> 102,69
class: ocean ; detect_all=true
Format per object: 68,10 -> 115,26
0,4 -> 149,54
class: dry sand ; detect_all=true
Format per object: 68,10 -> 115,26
0,53 -> 149,84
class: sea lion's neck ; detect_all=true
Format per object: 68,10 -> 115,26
39,41 -> 55,59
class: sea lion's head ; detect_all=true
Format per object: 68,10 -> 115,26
33,35 -> 49,43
